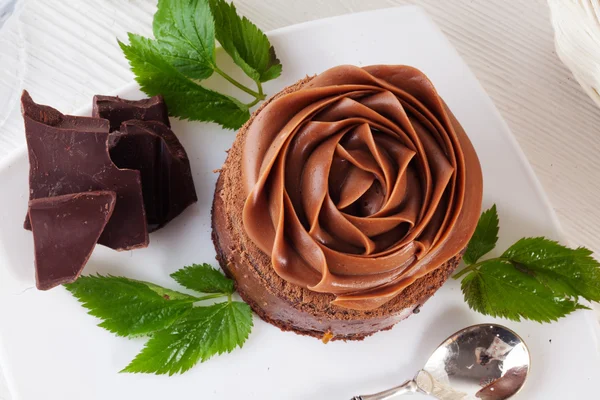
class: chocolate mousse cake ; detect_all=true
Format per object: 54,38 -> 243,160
212,65 -> 483,341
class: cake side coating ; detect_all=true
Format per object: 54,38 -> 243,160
211,76 -> 464,341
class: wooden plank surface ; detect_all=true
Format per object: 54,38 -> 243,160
0,0 -> 598,398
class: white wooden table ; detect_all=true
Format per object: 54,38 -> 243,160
0,1 -> 599,399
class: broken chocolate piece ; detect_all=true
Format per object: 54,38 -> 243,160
28,191 -> 116,290
22,90 -> 149,250
110,120 -> 197,231
93,95 -> 170,132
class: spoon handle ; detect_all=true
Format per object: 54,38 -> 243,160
351,379 -> 419,400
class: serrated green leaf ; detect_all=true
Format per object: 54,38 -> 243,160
171,263 -> 235,294
461,261 -> 580,323
209,0 -> 282,83
463,204 -> 499,265
64,275 -> 195,337
122,301 -> 252,375
119,33 -> 249,129
460,269 -> 488,314
502,237 -> 600,302
153,0 -> 216,80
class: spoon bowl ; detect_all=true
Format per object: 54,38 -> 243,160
352,324 -> 530,400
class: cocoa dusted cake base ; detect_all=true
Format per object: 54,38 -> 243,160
211,77 -> 463,342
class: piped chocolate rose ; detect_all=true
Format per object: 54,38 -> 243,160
242,65 -> 483,311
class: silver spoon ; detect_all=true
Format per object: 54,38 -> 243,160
351,324 -> 530,400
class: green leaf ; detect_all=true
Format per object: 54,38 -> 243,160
153,0 -> 216,80
119,33 -> 250,129
171,263 -> 235,294
122,301 -> 253,375
502,237 -> 600,302
461,260 -> 581,323
64,275 -> 195,337
463,204 -> 499,265
209,0 -> 282,82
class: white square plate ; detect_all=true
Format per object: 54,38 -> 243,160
0,6 -> 598,400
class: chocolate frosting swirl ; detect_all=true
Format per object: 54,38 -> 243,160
242,65 -> 483,310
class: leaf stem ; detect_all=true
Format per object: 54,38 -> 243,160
246,98 -> 261,107
453,263 -> 479,279
453,257 -> 513,279
188,293 -> 228,303
214,66 -> 265,100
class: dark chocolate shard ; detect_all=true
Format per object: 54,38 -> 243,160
109,120 -> 197,232
28,191 -> 116,290
92,95 -> 170,132
22,90 -> 149,250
